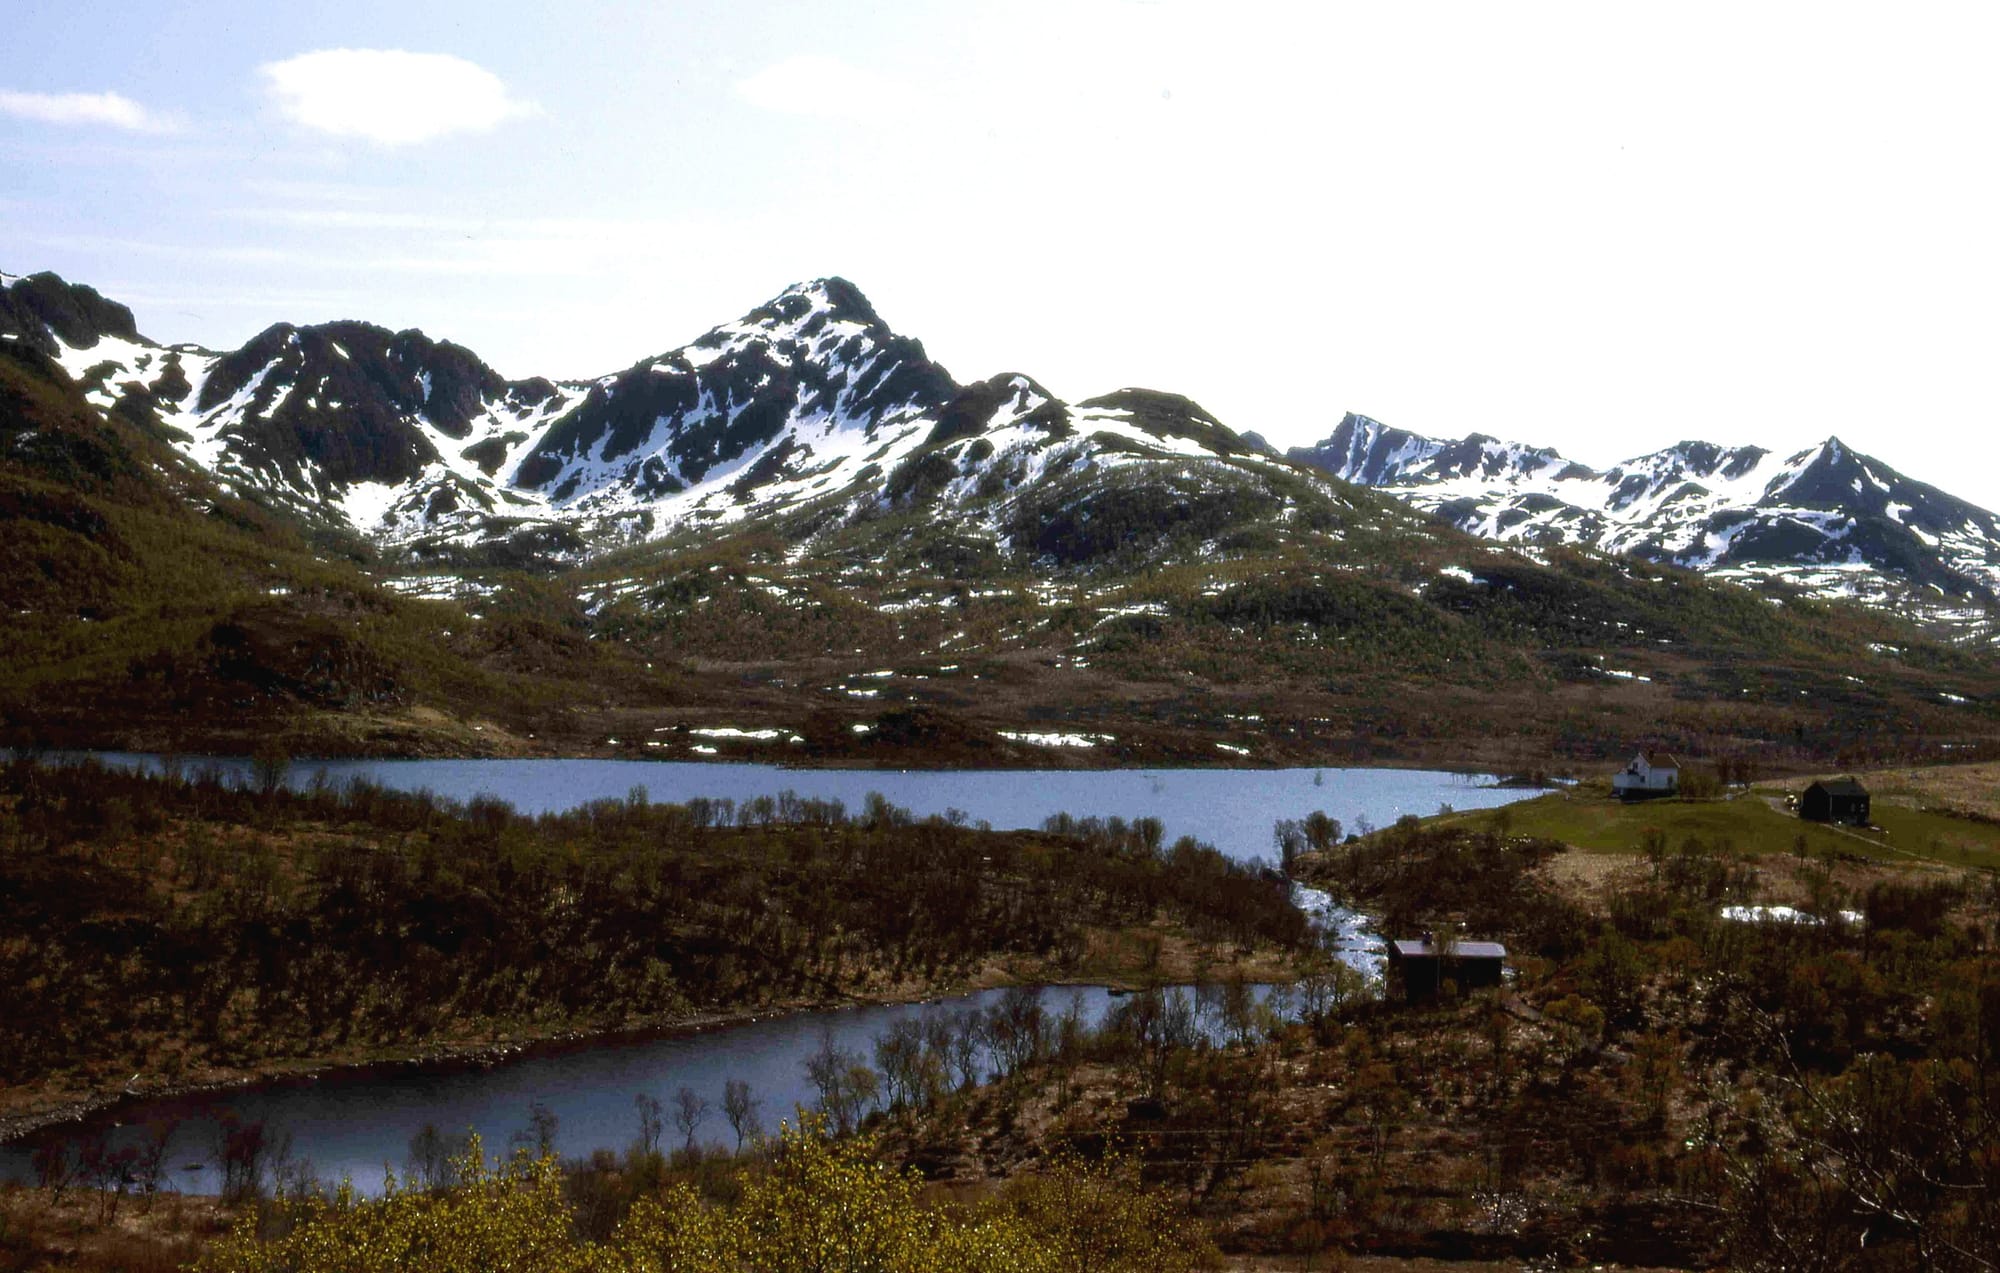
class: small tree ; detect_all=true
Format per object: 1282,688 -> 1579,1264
1304,811 -> 1342,852
949,1012 -> 985,1090
722,1078 -> 762,1151
804,1028 -> 846,1114
874,1020 -> 925,1110
633,1093 -> 664,1157
133,1118 -> 177,1209
985,986 -> 1046,1079
1272,819 -> 1307,873
511,1102 -> 559,1159
673,1086 -> 709,1153
77,1131 -> 139,1221
32,1139 -> 76,1203
407,1123 -> 452,1192
804,1034 -> 880,1135
214,1115 -> 282,1204
250,740 -> 290,797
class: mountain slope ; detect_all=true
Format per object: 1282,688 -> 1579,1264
1292,413 -> 2000,638
6,268 -> 2000,770
0,291 -> 685,755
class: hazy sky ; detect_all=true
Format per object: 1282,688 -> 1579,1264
6,2 -> 1999,503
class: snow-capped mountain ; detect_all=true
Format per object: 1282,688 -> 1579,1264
1,270 -> 1324,565
17,264 -> 2000,639
1292,412 -> 2000,632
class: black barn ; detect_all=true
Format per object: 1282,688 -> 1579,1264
1802,778 -> 1870,826
1388,936 -> 1506,1000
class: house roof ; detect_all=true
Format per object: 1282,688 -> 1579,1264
1642,751 -> 1681,770
1391,939 -> 1508,960
1809,777 -> 1870,797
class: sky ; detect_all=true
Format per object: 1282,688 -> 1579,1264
5,2 -> 2000,505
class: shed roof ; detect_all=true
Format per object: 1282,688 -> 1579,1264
1391,939 -> 1508,960
1809,777 -> 1870,797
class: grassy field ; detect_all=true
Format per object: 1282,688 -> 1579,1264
1443,783 -> 2000,872
1857,759 -> 2000,819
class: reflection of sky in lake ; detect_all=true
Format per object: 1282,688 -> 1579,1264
2,985 -> 1284,1197
71,755 -> 1536,865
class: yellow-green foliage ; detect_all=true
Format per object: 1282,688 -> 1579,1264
196,1123 -> 1211,1273
196,1136 -> 589,1273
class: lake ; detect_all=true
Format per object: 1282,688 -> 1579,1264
70,754 -> 1534,865
2,983 -> 1287,1197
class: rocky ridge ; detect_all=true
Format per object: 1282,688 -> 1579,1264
1292,412 -> 2000,638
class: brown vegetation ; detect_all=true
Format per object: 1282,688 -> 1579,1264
0,757 -> 1309,1135
6,784 -> 1998,1269
858,817 -> 2000,1270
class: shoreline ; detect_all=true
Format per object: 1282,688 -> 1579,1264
0,985 -> 963,1145
36,743 -> 1528,780
0,948 -> 1305,1146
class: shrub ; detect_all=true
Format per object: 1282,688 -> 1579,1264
195,1122 -> 1208,1273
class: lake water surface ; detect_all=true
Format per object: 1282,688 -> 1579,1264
3,984 -> 1277,1196
75,754 -> 1533,865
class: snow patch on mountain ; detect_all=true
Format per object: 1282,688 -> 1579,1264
1293,414 -> 2000,638
16,271 -> 1357,577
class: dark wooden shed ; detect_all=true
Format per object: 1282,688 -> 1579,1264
1802,778 -> 1870,826
1387,936 -> 1506,1000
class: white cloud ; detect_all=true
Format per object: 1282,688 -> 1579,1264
0,89 -> 179,133
735,55 -> 914,119
260,49 -> 539,146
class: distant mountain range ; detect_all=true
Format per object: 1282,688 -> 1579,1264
1289,413 -> 2000,638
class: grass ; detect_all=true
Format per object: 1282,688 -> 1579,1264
1858,759 -> 2000,820
1442,785 -> 2000,872
1867,801 -> 2000,871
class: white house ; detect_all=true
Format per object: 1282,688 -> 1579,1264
1612,750 -> 1680,800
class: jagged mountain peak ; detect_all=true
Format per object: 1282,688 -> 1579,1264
1291,411 -> 2000,634
1324,411 -> 1409,453
194,316 -> 509,457
690,275 -> 895,358
929,373 -> 1067,441
504,275 -> 962,526
1603,441 -> 1770,495
1656,439 -> 1769,473
1289,412 -> 1443,485
0,270 -> 144,356
19,269 -> 997,546
770,275 -> 880,324
1291,412 -> 1579,488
